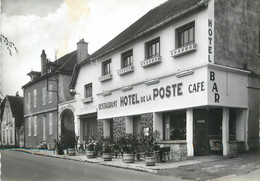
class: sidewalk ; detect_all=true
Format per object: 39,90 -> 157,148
11,148 -> 225,174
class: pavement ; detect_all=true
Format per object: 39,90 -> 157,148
10,148 -> 225,174
8,148 -> 260,180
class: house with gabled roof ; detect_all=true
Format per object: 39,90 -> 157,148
69,0 -> 260,159
1,93 -> 24,147
22,39 -> 88,148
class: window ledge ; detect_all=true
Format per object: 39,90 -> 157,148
170,43 -> 197,58
81,97 -> 93,103
117,65 -> 134,75
140,56 -> 162,67
99,73 -> 113,82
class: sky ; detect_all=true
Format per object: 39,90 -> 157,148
0,0 -> 167,98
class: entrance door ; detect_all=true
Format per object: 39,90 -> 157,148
194,109 -> 208,156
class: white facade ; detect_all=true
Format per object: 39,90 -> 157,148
73,0 -> 250,157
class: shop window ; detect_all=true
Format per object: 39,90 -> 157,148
121,50 -> 133,68
176,21 -> 195,48
208,109 -> 222,138
85,83 -> 92,98
102,59 -> 111,76
163,111 -> 186,140
83,118 -> 97,141
146,37 -> 160,59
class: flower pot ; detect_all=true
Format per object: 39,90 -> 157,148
123,153 -> 135,163
145,156 -> 156,166
86,150 -> 95,158
68,148 -> 76,156
103,152 -> 112,161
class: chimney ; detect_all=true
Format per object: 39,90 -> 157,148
77,39 -> 89,63
15,91 -> 19,97
41,50 -> 47,75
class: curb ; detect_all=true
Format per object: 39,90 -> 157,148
11,149 -> 157,173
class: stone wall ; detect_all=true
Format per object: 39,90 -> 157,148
113,117 -> 126,141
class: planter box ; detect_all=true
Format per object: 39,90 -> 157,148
68,148 -> 76,156
103,152 -> 112,161
145,156 -> 156,166
86,151 -> 95,158
123,153 -> 135,163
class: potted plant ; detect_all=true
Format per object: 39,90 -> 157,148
54,138 -> 64,155
102,137 -> 113,161
86,137 -> 97,158
141,129 -> 160,166
119,134 -> 137,163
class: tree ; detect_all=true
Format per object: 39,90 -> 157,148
0,34 -> 18,56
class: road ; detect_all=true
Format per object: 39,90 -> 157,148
0,150 -> 184,181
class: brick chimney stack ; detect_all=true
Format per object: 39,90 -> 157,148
77,39 -> 89,63
41,50 -> 47,75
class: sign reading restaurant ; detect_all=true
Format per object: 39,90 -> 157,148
98,81 -> 206,110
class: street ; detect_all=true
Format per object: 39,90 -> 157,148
0,150 -> 184,181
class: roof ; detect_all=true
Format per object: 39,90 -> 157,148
0,98 -> 6,121
22,50 -> 77,89
7,95 -> 24,118
1,95 -> 24,127
70,0 -> 208,88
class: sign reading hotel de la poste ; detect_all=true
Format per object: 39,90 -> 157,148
97,67 -> 248,119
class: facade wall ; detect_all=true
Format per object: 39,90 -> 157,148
58,74 -> 75,103
214,0 -> 260,74
74,0 -> 259,156
75,8 -> 210,117
1,100 -> 16,146
24,111 -> 57,148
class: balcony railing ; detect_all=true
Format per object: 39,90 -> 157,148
99,73 -> 113,82
117,65 -> 134,75
170,43 -> 197,58
140,56 -> 162,68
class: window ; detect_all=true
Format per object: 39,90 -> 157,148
49,113 -> 53,135
49,84 -> 53,104
43,115 -> 46,141
42,87 -> 47,105
34,116 -> 37,136
121,50 -> 133,68
33,89 -> 37,108
3,130 -> 5,144
176,21 -> 195,48
83,118 -> 97,141
85,83 -> 92,98
28,117 -> 32,136
163,111 -> 186,140
102,59 -> 111,76
146,38 -> 160,59
28,92 -> 31,109
10,129 -> 13,144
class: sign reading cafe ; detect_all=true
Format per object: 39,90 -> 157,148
98,81 -> 205,110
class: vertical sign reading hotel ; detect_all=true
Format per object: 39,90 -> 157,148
208,19 -> 214,63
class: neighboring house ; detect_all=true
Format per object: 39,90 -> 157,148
69,0 -> 260,159
21,40 -> 86,148
1,93 -> 24,147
